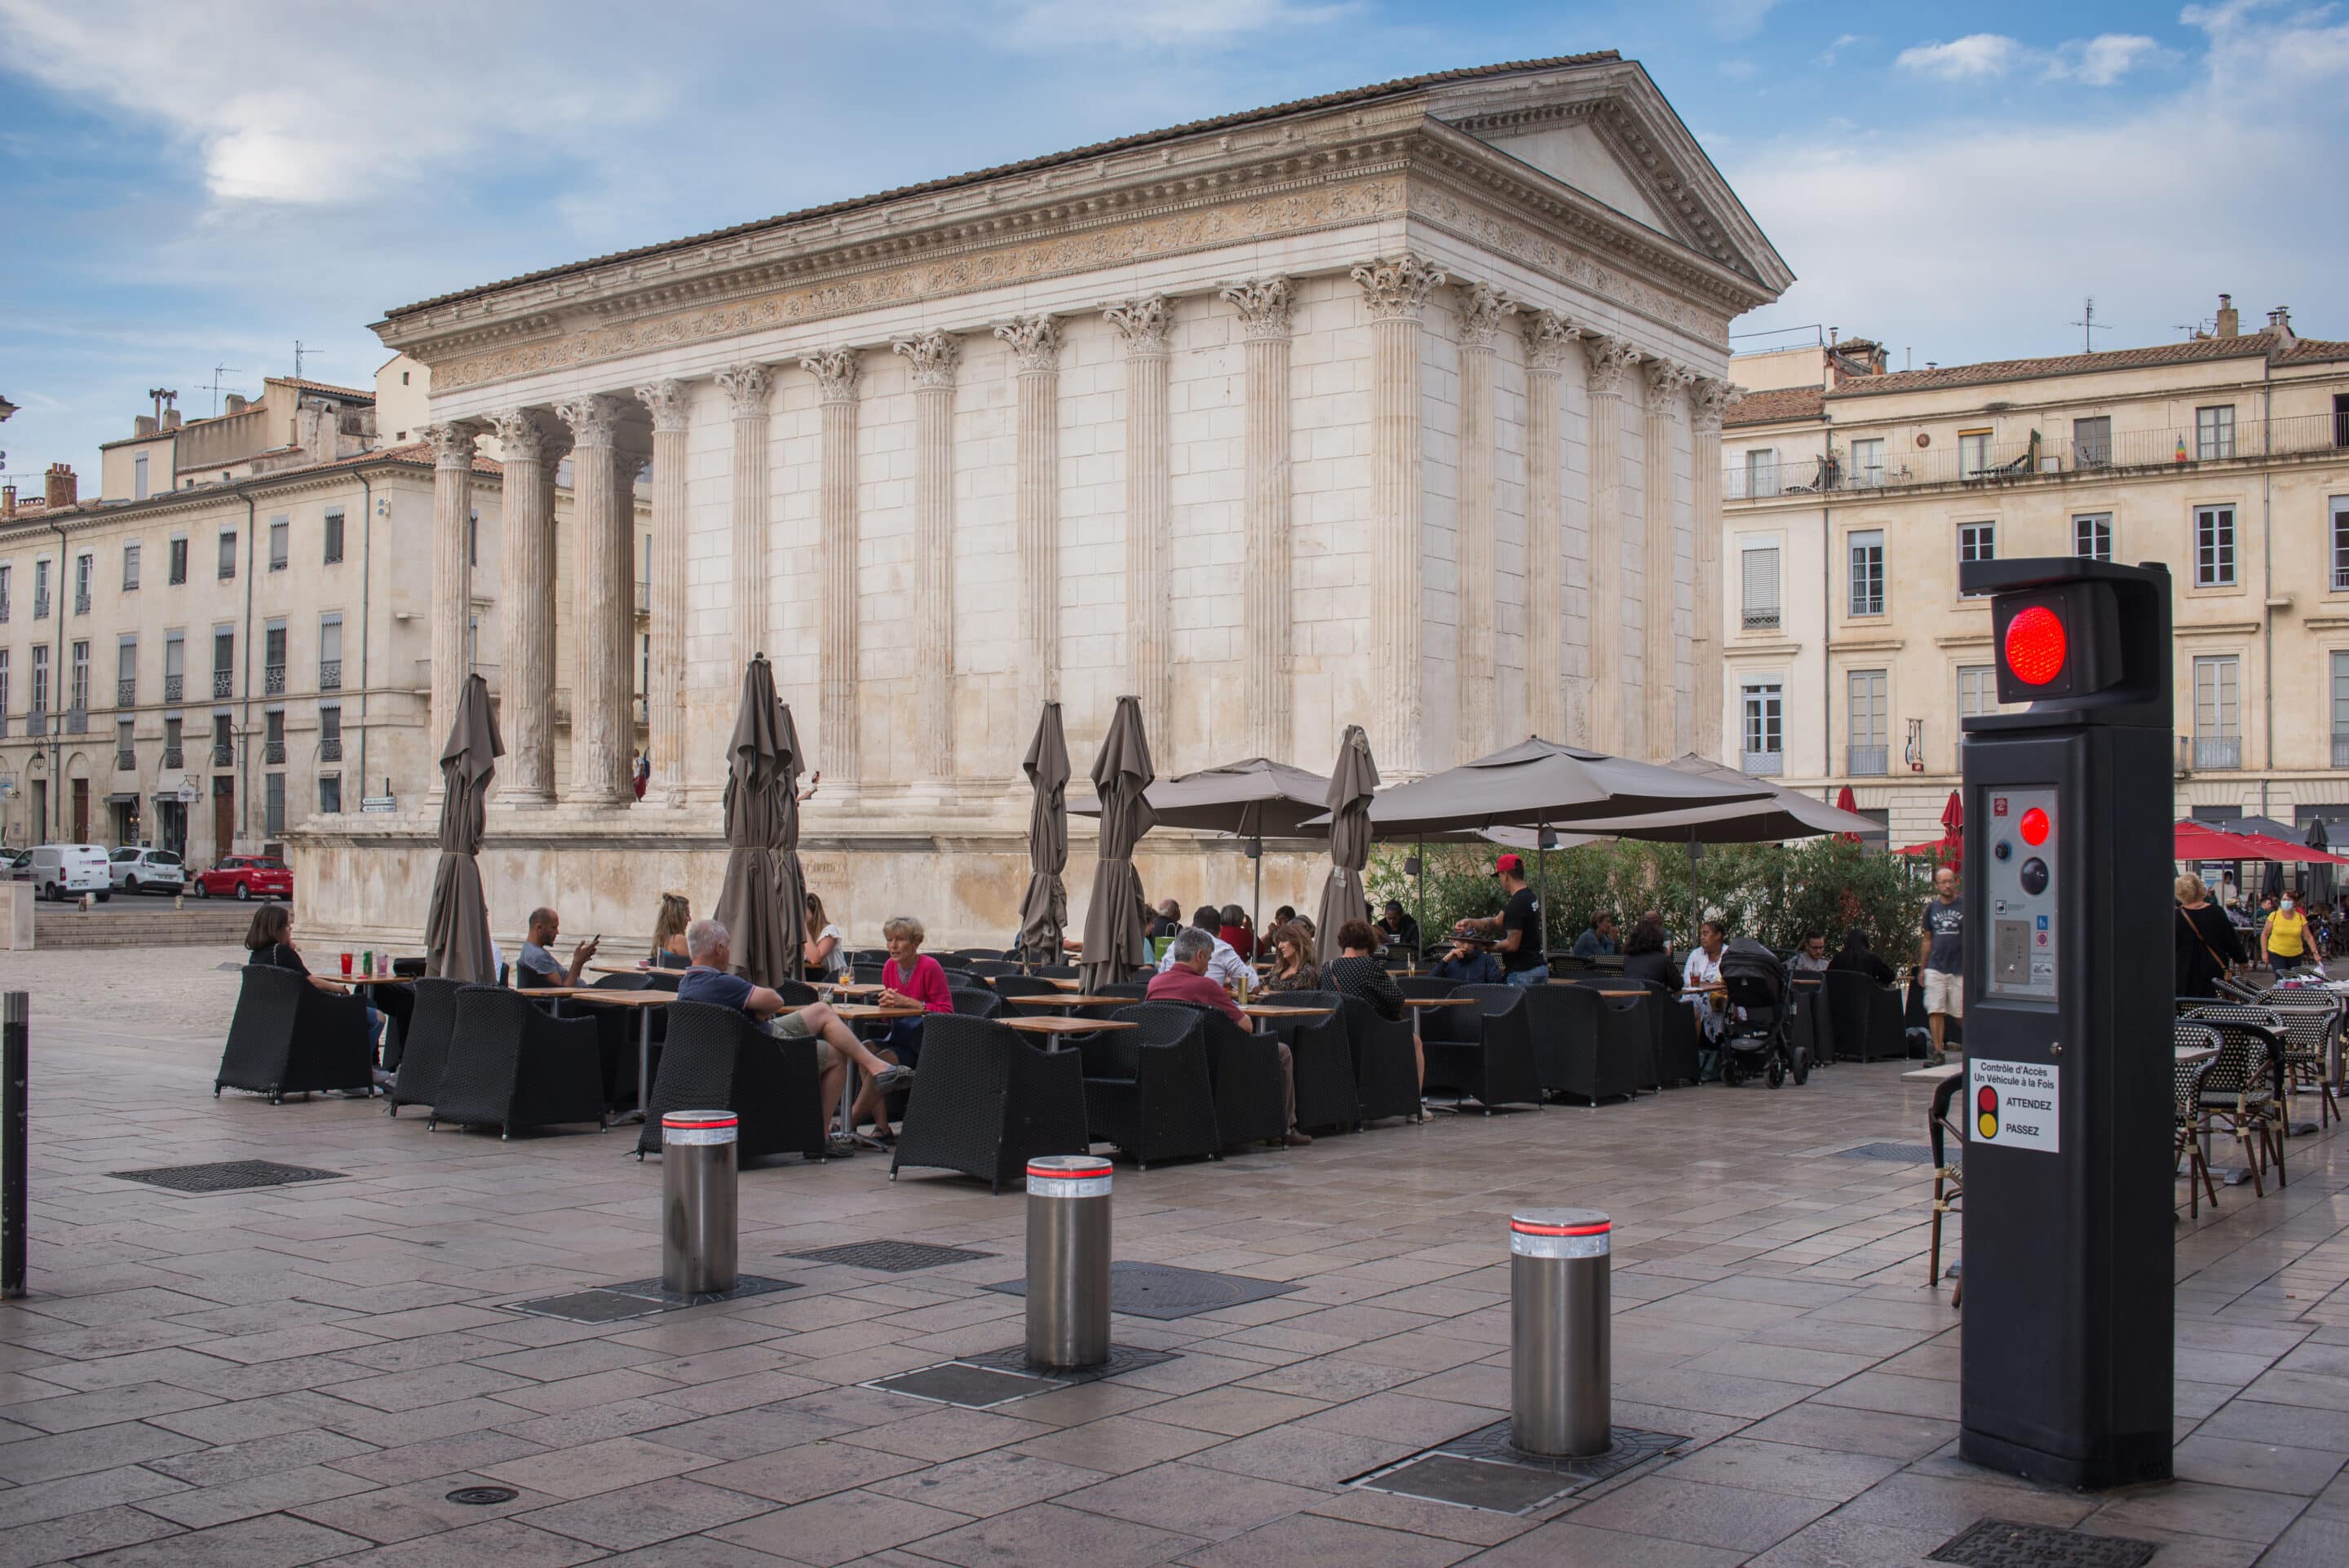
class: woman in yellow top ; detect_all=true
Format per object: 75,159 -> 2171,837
2262,894 -> 2316,972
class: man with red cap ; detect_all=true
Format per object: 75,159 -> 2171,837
1459,852 -> 1547,987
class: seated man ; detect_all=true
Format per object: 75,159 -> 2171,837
1146,927 -> 1308,1146
518,906 -> 598,987
1572,913 -> 1620,959
1789,931 -> 1832,974
1154,910 -> 1251,989
1378,900 -> 1422,957
1827,926 -> 1897,986
675,918 -> 912,1150
1427,928 -> 1502,986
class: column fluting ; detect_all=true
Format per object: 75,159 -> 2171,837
894,330 -> 960,780
1223,277 -> 1294,762
1523,311 -> 1575,743
1581,334 -> 1639,756
1355,255 -> 1444,775
715,364 -> 772,671
424,421 -> 479,762
1105,297 -> 1173,745
1455,281 -> 1514,762
1643,359 -> 1695,760
803,349 -> 863,780
635,379 -> 691,802
1691,379 -> 1734,760
554,394 -> 630,803
995,315 -> 1062,727
489,409 -> 561,802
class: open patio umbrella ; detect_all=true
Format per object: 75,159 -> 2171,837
1078,696 -> 1157,995
1315,736 -> 1771,839
1017,703 -> 1071,964
1070,755 -> 1331,943
1314,727 -> 1378,966
2175,820 -> 2257,862
712,656 -> 803,987
423,672 -> 502,983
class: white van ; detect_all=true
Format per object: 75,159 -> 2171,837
29,845 -> 113,902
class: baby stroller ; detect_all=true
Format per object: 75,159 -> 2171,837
1717,939 -> 1808,1088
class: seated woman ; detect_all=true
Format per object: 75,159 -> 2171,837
1325,917 -> 1421,1089
648,892 -> 692,969
803,892 -> 850,984
858,915 -> 953,1140
1218,904 -> 1256,961
1258,923 -> 1320,993
1619,915 -> 1678,990
245,904 -> 395,1085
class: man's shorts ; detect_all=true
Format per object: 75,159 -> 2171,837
765,1009 -> 836,1071
1922,969 -> 1963,1018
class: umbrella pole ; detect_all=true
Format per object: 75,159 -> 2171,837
1688,828 -> 1698,956
1416,833 -> 1427,975
1537,824 -> 1548,972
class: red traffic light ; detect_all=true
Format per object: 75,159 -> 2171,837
2005,606 -> 2068,687
2019,806 -> 2050,846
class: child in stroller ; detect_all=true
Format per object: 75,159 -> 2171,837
1716,938 -> 1810,1088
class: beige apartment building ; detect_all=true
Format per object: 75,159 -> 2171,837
0,366 -> 647,861
1719,299 -> 2349,844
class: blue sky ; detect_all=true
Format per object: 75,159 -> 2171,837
2,1 -> 2342,476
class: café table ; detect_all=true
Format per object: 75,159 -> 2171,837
526,986 -> 670,1123
1405,996 -> 1476,1009
833,1002 -> 926,1023
1005,1015 -> 1137,1045
1241,1004 -> 1334,1019
313,973 -> 415,988
1008,994 -> 1127,1009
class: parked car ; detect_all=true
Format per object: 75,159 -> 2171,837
108,846 -> 186,895
26,844 -> 113,902
2,850 -> 30,881
192,855 -> 292,901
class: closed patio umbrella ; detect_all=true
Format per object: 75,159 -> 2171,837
2310,817 -> 2334,906
1017,702 -> 1071,964
1078,696 -> 1157,995
1314,726 -> 1378,967
711,656 -> 803,987
423,672 -> 502,983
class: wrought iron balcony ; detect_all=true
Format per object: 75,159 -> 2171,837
320,736 -> 342,762
73,594 -> 90,616
24,710 -> 43,738
117,679 -> 135,708
263,740 -> 286,765
162,745 -> 183,769
33,594 -> 48,619
163,674 -> 182,702
0,597 -> 10,622
115,748 -> 135,771
263,663 -> 285,696
211,742 -> 232,766
1741,608 -> 1781,631
2335,734 -> 2349,770
2193,736 -> 2242,771
1741,749 -> 1785,776
1847,745 -> 1890,777
212,669 -> 232,699
319,659 -> 341,691
65,709 -> 86,735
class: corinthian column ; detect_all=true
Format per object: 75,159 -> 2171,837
424,421 -> 480,762
715,364 -> 772,670
893,330 -> 960,780
1223,277 -> 1294,762
995,316 -> 1062,725
635,379 -> 691,802
1690,379 -> 1734,759
1354,254 -> 1444,774
489,409 -> 562,802
1104,297 -> 1172,744
1523,311 -> 1575,742
554,394 -> 630,803
1643,359 -> 1696,760
1456,281 -> 1515,762
803,349 -> 862,780
1581,334 -> 1640,755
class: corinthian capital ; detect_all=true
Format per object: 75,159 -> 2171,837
553,393 -> 623,449
1581,334 -> 1643,395
633,380 -> 692,435
1102,296 -> 1172,355
800,347 -> 862,404
1219,276 -> 1293,341
423,420 -> 482,468
1645,357 -> 1698,415
1457,281 -> 1518,352
892,330 -> 961,391
715,363 -> 772,419
488,408 -> 563,466
1351,254 -> 1444,321
1690,378 -> 1736,434
1523,309 -> 1580,372
993,314 -> 1063,373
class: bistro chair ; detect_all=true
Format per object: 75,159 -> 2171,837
1260,990 -> 1359,1133
214,965 -> 374,1105
991,974 -> 1064,1001
429,986 -> 607,1139
1422,984 -> 1546,1114
889,1014 -> 1090,1194
1927,1072 -> 1965,1305
2183,1006 -> 2288,1194
2173,1026 -> 2223,1219
636,1000 -> 826,1162
1824,969 -> 1906,1061
949,986 -> 1004,1020
1396,977 -> 1458,1000
1519,983 -> 1642,1105
2251,992 -> 2341,1129
1095,981 -> 1151,1001
1082,1005 -> 1222,1169
1340,996 -> 1422,1125
1195,1007 -> 1290,1151
387,976 -> 466,1118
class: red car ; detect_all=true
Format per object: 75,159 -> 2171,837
193,855 -> 293,901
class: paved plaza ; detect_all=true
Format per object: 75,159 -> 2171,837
0,949 -> 2342,1566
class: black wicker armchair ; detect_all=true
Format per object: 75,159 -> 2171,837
428,985 -> 607,1138
214,965 -> 375,1103
1422,984 -> 1546,1112
387,976 -> 466,1117
1195,1008 -> 1290,1150
991,974 -> 1064,1001
1081,1005 -> 1222,1169
1825,970 -> 1907,1062
1520,984 -> 1644,1105
1396,977 -> 1458,1000
1259,990 -> 1358,1133
889,1014 -> 1091,1193
1341,996 -> 1422,1124
635,1000 -> 826,1162
949,987 -> 1005,1020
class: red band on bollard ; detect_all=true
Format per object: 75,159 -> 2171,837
1511,1218 -> 1612,1238
1026,1159 -> 1112,1180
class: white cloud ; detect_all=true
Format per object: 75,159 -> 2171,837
1896,33 -> 2024,79
2047,33 -> 2167,86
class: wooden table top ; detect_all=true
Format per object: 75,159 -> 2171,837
1241,1004 -> 1334,1018
1008,994 -> 1128,1007
1405,996 -> 1476,1008
1040,976 -> 1083,991
586,961 -> 664,977
821,982 -> 888,996
2177,1045 -> 2219,1064
526,987 -> 669,1007
833,1002 -> 926,1021
314,973 -> 414,987
1005,1015 -> 1135,1036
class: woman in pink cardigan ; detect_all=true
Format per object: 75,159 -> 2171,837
876,914 -> 953,1067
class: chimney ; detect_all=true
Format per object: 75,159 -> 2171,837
1,484 -> 15,520
2214,294 -> 2238,338
224,393 -> 246,416
2267,306 -> 2294,342
44,463 -> 77,511
135,414 -> 157,438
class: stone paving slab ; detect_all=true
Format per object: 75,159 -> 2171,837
0,948 -> 2342,1564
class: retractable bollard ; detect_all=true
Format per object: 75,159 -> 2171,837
1025,1155 -> 1112,1369
660,1111 -> 738,1296
1511,1208 -> 1612,1458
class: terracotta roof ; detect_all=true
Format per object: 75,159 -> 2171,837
2275,337 -> 2349,366
382,53 -> 1621,320
325,440 -> 501,476
1825,333 -> 2283,399
1723,386 -> 1825,426
276,376 -> 374,402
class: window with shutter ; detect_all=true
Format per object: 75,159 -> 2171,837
1740,544 -> 1781,629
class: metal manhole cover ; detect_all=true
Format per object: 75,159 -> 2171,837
959,1344 -> 1179,1385
868,1363 -> 1059,1410
1929,1519 -> 2157,1567
109,1159 -> 347,1193
446,1486 -> 517,1506
984,1261 -> 1298,1320
502,1275 -> 797,1323
789,1241 -> 997,1273
1351,1422 -> 1686,1514
1838,1142 -> 1938,1163
601,1275 -> 798,1310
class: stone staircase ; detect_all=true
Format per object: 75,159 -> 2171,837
30,899 -> 260,950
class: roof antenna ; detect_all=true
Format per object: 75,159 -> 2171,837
205,364 -> 245,416
2069,296 -> 2110,356
294,340 -> 310,380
